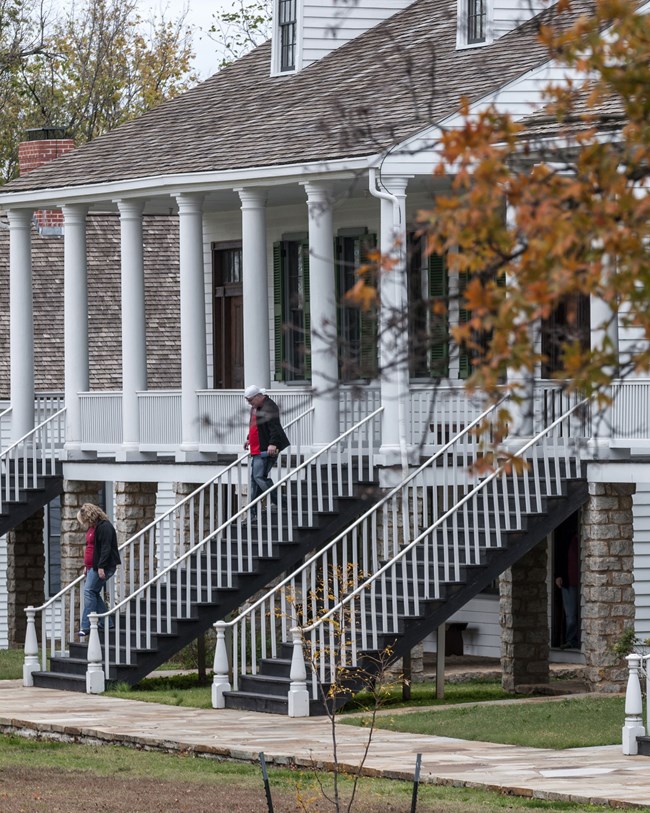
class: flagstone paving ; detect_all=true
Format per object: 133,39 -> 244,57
0,680 -> 648,808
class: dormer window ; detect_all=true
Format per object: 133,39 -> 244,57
279,0 -> 297,71
457,0 -> 491,48
467,0 -> 486,44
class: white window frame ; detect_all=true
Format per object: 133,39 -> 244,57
271,0 -> 303,75
456,0 -> 493,49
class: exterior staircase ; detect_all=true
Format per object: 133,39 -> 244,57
0,408 -> 66,537
25,409 -> 384,691
216,400 -> 590,715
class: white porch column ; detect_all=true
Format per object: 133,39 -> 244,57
8,209 -> 35,442
117,199 -> 147,454
177,193 -> 207,453
238,188 -> 270,390
591,258 -> 618,440
62,204 -> 89,453
505,201 -> 534,437
377,176 -> 409,465
303,181 -> 339,445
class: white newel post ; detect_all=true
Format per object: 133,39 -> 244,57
177,193 -> 207,454
303,181 -> 339,446
622,653 -> 645,755
8,208 -> 35,442
117,199 -> 147,454
287,627 -> 309,717
376,176 -> 410,466
238,188 -> 270,389
23,606 -> 40,686
212,620 -> 231,708
62,204 -> 89,453
86,613 -> 105,693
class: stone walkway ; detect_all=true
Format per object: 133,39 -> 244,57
0,680 -> 648,808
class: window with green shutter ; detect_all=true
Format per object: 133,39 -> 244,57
335,232 -> 378,381
458,270 -> 471,380
428,252 -> 449,378
408,233 -> 449,379
457,268 -> 506,380
273,239 -> 311,381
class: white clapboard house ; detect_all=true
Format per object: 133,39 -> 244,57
0,0 -> 648,713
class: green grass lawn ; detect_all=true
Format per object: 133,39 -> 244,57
343,695 -> 625,749
0,646 -> 25,680
0,733 -> 633,813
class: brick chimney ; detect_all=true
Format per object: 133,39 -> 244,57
17,127 -> 76,234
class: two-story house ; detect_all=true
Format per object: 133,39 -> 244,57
1,0 -> 648,710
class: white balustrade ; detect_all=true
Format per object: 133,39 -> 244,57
79,392 -> 123,448
197,389 -> 312,450
138,391 -> 182,449
214,398 -> 504,708
611,380 -> 650,442
1,409 -> 66,515
280,399 -> 587,710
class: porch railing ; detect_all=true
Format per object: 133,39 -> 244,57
197,390 -> 313,449
211,397 -> 505,706
79,392 -> 122,448
74,379 -> 650,455
611,379 -> 650,442
285,399 -> 589,711
0,409 -> 66,514
24,405 -> 314,679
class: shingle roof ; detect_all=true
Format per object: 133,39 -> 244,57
0,214 -> 180,396
3,0 -> 590,194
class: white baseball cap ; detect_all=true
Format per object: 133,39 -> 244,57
244,384 -> 263,399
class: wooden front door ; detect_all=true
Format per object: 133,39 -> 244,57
213,242 -> 244,389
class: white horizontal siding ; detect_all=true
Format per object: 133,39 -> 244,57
492,0 -> 549,39
634,484 -> 650,640
423,593 -> 501,658
301,0 -> 412,67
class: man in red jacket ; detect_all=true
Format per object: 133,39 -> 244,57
243,385 -> 290,509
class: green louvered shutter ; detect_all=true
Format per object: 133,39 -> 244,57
301,240 -> 311,379
458,270 -> 471,380
428,252 -> 449,378
359,233 -> 378,379
273,242 -> 285,381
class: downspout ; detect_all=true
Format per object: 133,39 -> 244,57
368,167 -> 409,476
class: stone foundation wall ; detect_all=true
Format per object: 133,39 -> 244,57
114,481 -> 159,593
500,540 -> 550,692
582,482 -> 635,692
60,480 -> 103,587
7,509 -> 45,645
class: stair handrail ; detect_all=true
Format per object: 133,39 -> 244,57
28,404 -> 316,618
214,396 -> 506,696
100,407 -> 384,613
288,397 -> 589,708
84,407 -> 383,674
1,408 -> 66,512
304,397 -> 588,631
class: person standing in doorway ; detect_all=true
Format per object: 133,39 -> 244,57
243,385 -> 290,510
555,531 -> 580,649
77,503 -> 121,639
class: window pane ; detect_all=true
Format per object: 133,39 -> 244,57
467,0 -> 486,44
